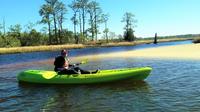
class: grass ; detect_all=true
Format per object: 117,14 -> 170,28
0,44 -> 85,54
0,37 -> 193,55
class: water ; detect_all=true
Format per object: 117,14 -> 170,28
1,40 -> 200,112
0,40 -> 192,65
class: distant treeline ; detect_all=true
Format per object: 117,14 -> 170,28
0,0 -> 138,47
2,0 -> 198,48
137,34 -> 200,40
0,25 -> 75,47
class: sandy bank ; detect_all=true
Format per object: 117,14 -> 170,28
76,43 -> 200,60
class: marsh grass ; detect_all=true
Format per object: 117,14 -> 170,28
0,38 -> 191,54
0,44 -> 85,54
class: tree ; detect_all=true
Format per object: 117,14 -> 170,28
3,18 -> 6,36
87,0 -> 102,41
40,0 -> 67,44
93,2 -> 102,41
117,34 -> 123,41
7,24 -> 22,38
6,24 -> 22,47
56,1 -> 67,43
121,12 -> 137,41
108,32 -> 116,40
69,0 -> 79,44
39,3 -> 53,44
45,0 -> 59,43
24,22 -> 36,32
123,28 -> 134,41
154,33 -> 158,44
76,0 -> 89,37
87,1 -> 96,41
101,13 -> 109,42
0,23 -> 2,36
1,18 -> 6,36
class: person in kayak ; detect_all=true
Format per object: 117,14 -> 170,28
54,49 -> 99,75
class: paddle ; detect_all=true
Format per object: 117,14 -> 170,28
80,59 -> 88,64
42,71 -> 57,79
71,59 -> 88,66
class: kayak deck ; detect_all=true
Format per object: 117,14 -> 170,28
17,67 -> 152,84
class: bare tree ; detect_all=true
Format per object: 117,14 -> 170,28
93,2 -> 102,41
87,1 -> 102,41
77,0 -> 89,37
101,13 -> 109,42
69,0 -> 79,43
87,1 -> 95,41
121,12 -> 137,41
3,18 -> 6,36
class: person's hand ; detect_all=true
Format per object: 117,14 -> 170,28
75,63 -> 81,66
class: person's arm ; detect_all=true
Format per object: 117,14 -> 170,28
54,57 -> 57,66
65,57 -> 73,67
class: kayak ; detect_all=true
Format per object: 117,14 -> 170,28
17,67 -> 152,84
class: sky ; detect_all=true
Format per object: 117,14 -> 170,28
0,0 -> 200,38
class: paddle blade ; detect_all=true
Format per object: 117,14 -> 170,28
81,59 -> 88,64
42,71 -> 57,79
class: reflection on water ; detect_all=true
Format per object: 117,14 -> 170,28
1,57 -> 200,111
18,80 -> 151,112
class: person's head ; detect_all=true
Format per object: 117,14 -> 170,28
61,49 -> 68,57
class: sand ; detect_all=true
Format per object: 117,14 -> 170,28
75,43 -> 200,60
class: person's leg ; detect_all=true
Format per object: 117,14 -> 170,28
58,69 -> 78,75
73,67 -> 99,74
73,67 -> 91,74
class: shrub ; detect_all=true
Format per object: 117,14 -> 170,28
6,36 -> 21,47
193,38 -> 200,43
124,28 -> 135,41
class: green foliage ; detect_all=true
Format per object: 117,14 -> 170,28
6,36 -> 21,47
19,29 -> 47,46
59,30 -> 74,44
7,24 -> 22,38
0,36 -> 6,47
122,12 -> 136,42
124,28 -> 135,41
78,33 -> 88,43
0,32 -> 21,47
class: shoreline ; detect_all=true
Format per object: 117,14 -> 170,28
0,38 -> 192,55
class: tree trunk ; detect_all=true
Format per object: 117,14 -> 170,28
59,13 -> 63,44
79,12 -> 82,35
82,8 -> 85,37
89,12 -> 94,41
3,18 -> 6,36
154,33 -> 158,44
73,13 -> 79,44
48,21 -> 51,44
105,22 -> 108,43
94,9 -> 97,41
53,13 -> 58,44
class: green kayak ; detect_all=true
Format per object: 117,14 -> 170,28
17,67 -> 152,84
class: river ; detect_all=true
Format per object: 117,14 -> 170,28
2,40 -> 200,112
